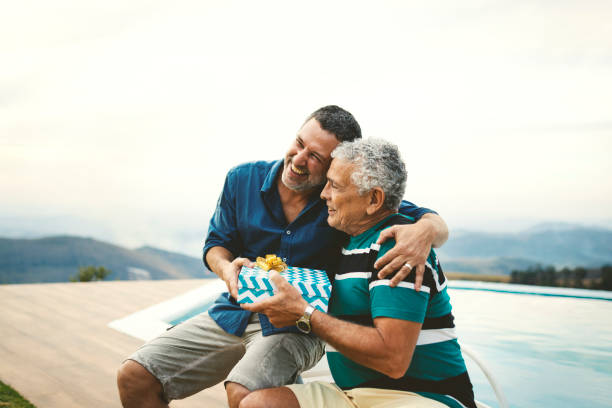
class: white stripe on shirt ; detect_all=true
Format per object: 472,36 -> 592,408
416,328 -> 457,345
369,279 -> 431,293
341,243 -> 381,255
335,272 -> 372,280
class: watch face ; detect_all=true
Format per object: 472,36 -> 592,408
296,319 -> 310,334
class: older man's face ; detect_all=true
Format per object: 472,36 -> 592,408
320,158 -> 371,236
281,118 -> 338,192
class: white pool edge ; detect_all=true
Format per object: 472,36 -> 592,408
449,280 -> 612,300
108,279 -> 227,341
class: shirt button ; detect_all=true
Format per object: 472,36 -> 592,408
286,230 -> 291,235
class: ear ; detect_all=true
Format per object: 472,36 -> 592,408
366,187 -> 385,215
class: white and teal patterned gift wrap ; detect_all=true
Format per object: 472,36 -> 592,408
237,266 -> 331,312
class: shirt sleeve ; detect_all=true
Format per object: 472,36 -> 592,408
203,167 -> 243,269
369,239 -> 430,323
398,200 -> 437,220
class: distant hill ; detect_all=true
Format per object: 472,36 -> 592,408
441,257 -> 537,276
0,236 -> 214,284
3,222 -> 611,282
437,223 -> 612,275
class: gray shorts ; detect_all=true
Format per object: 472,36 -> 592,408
127,312 -> 325,401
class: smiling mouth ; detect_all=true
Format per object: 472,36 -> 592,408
291,162 -> 308,176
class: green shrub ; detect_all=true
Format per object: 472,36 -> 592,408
69,266 -> 111,282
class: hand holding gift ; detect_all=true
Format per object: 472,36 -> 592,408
221,257 -> 254,299
237,254 -> 331,316
240,270 -> 309,327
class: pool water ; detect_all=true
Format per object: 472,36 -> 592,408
168,300 -> 215,326
169,283 -> 612,407
448,286 -> 612,407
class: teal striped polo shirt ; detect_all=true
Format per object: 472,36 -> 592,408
326,213 -> 476,408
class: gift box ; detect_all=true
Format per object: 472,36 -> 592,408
237,265 -> 332,312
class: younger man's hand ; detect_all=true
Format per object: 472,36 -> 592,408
222,257 -> 253,299
374,220 -> 435,291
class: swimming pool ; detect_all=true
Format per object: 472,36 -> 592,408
110,281 -> 612,407
449,284 -> 612,407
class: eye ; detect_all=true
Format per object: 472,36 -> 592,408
311,153 -> 322,163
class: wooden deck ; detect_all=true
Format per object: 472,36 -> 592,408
0,279 -> 228,408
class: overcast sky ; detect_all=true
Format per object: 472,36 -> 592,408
1,1 -> 611,255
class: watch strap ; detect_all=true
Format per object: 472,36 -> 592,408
303,304 -> 315,318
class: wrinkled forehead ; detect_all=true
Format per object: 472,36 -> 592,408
327,158 -> 356,183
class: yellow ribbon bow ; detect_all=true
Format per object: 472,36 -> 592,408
255,254 -> 287,272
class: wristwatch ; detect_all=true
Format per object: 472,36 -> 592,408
296,305 -> 315,334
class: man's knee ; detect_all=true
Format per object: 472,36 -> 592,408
239,387 -> 300,408
238,391 -> 263,408
226,381 -> 251,408
117,360 -> 163,400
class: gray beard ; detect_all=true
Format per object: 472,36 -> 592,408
281,169 -> 324,193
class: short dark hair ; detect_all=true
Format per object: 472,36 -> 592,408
305,105 -> 362,142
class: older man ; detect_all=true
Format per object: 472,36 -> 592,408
241,139 -> 476,408
117,107 -> 449,408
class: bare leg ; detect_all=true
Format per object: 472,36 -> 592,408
226,382 -> 252,408
239,387 -> 300,408
117,360 -> 168,408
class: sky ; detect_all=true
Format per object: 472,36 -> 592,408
1,0 -> 611,256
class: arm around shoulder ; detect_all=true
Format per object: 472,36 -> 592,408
420,213 -> 449,248
397,201 -> 449,249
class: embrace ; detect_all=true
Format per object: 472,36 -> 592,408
117,106 -> 476,408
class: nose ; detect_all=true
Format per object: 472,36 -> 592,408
293,147 -> 308,166
320,181 -> 331,201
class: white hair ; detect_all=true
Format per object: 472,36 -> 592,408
331,138 -> 407,210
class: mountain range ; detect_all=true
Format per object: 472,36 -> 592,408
0,236 -> 214,284
1,222 -> 611,283
437,223 -> 612,274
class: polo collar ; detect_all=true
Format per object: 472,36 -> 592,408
261,159 -> 284,193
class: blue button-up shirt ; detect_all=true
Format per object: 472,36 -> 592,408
203,159 -> 434,336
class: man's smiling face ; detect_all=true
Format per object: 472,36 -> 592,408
320,158 -> 372,236
281,118 -> 339,192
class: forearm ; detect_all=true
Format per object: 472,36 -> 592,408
240,272 -> 418,377
205,246 -> 235,279
310,311 -> 403,377
420,213 -> 449,248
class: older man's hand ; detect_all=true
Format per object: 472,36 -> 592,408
374,218 -> 438,291
240,271 -> 309,328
